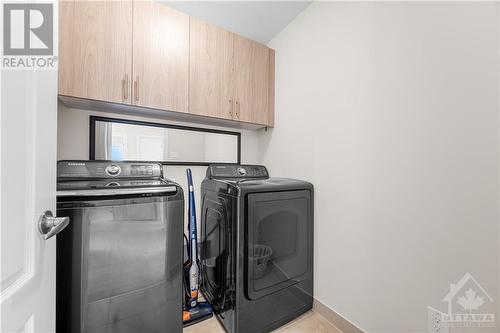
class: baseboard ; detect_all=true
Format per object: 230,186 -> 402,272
313,298 -> 365,333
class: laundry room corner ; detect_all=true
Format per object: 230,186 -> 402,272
3,1 -> 499,332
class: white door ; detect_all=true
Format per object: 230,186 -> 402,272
0,33 -> 59,333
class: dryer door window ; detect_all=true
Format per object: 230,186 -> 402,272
246,190 -> 311,300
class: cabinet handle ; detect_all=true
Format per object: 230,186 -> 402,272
122,74 -> 128,101
229,98 -> 233,118
235,99 -> 240,119
134,76 -> 139,102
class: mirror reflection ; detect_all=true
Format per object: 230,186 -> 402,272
93,119 -> 239,164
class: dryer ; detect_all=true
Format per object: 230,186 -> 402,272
200,164 -> 314,333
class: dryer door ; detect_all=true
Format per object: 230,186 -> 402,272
245,190 -> 312,300
200,193 -> 233,312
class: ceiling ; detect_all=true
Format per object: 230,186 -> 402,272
162,1 -> 312,44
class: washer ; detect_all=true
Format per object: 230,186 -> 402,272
200,164 -> 314,333
56,160 -> 184,333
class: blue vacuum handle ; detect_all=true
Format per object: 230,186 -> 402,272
187,168 -> 194,189
186,169 -> 199,307
187,169 -> 197,254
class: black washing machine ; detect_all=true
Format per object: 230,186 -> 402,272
200,164 -> 314,333
56,161 -> 184,333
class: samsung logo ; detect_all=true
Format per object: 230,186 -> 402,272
67,162 -> 85,166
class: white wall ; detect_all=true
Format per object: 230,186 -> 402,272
57,103 -> 259,233
261,2 -> 499,332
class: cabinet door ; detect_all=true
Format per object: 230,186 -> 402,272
59,1 -> 133,104
190,18 -> 234,120
133,2 -> 189,113
233,35 -> 270,125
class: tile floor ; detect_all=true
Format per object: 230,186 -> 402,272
183,310 -> 343,333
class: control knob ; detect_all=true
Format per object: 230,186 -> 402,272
237,167 -> 247,176
105,164 -> 121,176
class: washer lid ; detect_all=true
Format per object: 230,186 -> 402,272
202,177 -> 313,197
235,177 -> 312,191
57,178 -> 177,197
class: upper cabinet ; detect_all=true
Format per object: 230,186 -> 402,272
189,17 -> 234,120
133,1 -> 189,113
233,35 -> 271,125
189,20 -> 275,126
59,1 -> 275,128
59,1 -> 133,104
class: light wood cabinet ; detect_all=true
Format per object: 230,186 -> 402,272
189,20 -> 275,126
189,17 -> 234,120
59,1 -> 133,104
59,1 -> 275,127
132,2 -> 189,113
233,35 -> 270,125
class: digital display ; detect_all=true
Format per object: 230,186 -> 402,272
131,165 -> 149,171
131,164 -> 155,176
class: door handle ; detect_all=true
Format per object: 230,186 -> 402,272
235,99 -> 240,119
134,76 -> 139,102
38,210 -> 69,240
122,74 -> 129,101
229,98 -> 234,118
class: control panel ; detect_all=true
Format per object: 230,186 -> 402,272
57,161 -> 162,179
206,164 -> 269,179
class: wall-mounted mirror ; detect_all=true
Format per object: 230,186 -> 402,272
90,116 -> 240,165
